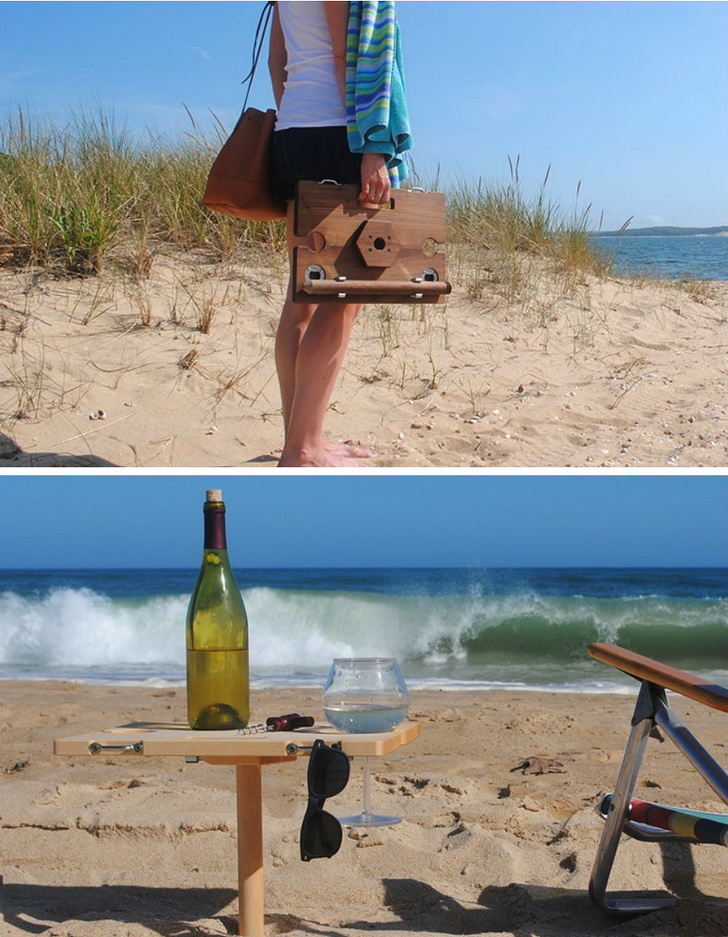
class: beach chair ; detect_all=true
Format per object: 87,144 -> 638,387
289,180 -> 450,305
586,642 -> 728,915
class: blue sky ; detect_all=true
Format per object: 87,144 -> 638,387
1,475 -> 726,568
1,1 -> 726,229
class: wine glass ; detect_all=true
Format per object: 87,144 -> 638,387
322,657 -> 409,827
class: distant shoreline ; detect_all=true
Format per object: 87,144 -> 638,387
594,225 -> 728,238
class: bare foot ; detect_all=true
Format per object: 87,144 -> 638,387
328,440 -> 376,460
278,439 -> 376,468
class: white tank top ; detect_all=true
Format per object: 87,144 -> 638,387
275,1 -> 347,130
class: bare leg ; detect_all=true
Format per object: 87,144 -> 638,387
274,287 -> 316,438
274,199 -> 376,469
274,211 -> 376,467
276,283 -> 373,467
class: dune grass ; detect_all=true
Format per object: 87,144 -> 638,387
0,107 -> 285,274
0,109 -> 610,286
446,158 -> 613,304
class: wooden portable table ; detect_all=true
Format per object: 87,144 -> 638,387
54,721 -> 420,936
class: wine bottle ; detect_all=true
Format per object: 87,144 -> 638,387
186,489 -> 250,730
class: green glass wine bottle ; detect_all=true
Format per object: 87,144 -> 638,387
186,489 -> 250,730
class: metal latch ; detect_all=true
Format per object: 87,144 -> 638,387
88,741 -> 144,754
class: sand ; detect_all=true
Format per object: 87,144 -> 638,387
2,680 -> 727,936
1,252 -> 727,468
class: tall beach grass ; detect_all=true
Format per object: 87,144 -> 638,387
0,107 -> 285,275
446,158 -> 614,303
0,108 -> 610,283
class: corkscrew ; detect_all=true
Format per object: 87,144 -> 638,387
236,712 -> 315,735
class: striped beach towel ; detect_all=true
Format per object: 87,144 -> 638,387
600,794 -> 728,846
345,1 -> 413,186
628,798 -> 728,846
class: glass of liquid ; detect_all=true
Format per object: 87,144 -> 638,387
323,657 -> 409,733
322,657 -> 409,827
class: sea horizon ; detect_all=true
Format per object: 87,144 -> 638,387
589,233 -> 727,280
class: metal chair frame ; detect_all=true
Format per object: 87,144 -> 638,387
588,642 -> 728,915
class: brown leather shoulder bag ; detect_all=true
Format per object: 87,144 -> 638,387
202,1 -> 285,221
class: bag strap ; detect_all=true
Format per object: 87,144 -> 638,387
242,0 -> 275,110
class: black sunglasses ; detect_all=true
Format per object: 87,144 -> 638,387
300,739 -> 350,861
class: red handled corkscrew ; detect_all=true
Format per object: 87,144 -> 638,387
266,713 -> 315,731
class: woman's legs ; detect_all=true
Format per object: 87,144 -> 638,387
268,129 -> 377,465
275,277 -> 373,467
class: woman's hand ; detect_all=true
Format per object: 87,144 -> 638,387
359,153 -> 391,207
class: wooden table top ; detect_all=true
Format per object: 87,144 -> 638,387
54,720 -> 422,759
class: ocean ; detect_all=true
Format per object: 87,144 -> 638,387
1,567 -> 726,695
590,235 -> 728,281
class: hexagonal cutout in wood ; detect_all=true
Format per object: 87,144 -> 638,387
355,220 -> 400,268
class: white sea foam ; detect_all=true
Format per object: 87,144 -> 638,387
1,583 -> 725,689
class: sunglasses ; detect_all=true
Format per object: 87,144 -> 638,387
300,739 -> 350,861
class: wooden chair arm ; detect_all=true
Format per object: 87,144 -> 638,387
588,642 -> 728,713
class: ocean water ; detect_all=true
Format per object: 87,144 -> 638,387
591,235 -> 728,281
1,567 -> 726,695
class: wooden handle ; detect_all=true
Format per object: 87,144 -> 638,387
588,642 -> 728,712
302,279 -> 450,297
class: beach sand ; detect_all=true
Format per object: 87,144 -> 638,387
2,680 -> 727,936
1,253 -> 727,468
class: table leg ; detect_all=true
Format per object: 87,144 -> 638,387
235,762 -> 264,937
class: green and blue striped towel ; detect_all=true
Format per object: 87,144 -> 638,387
345,0 -> 413,187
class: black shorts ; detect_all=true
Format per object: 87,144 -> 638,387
270,126 -> 362,203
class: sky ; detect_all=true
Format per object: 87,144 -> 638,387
1,1 -> 726,230
1,474 -> 726,569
